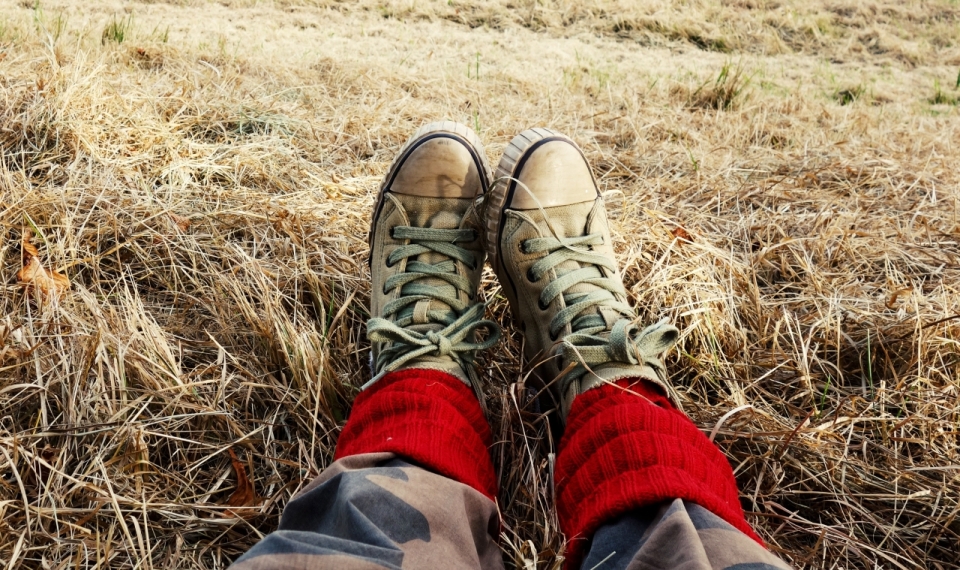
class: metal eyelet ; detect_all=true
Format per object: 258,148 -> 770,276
526,268 -> 536,282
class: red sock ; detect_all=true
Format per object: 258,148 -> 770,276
555,379 -> 761,569
334,369 -> 497,501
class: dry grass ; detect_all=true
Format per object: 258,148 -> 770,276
1,0 -> 959,568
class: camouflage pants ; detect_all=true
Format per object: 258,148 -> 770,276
232,452 -> 790,570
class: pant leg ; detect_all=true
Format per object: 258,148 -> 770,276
555,379 -> 791,570
582,499 -> 790,570
232,452 -> 503,570
232,369 -> 504,570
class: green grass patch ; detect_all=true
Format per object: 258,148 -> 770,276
102,14 -> 132,45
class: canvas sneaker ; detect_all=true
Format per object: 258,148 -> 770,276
484,128 -> 680,420
365,121 -> 500,390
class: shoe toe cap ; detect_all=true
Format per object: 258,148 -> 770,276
509,140 -> 597,210
390,136 -> 484,199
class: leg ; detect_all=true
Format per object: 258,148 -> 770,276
483,129 -> 790,569
233,373 -> 504,570
233,122 -> 503,569
566,381 -> 790,570
584,500 -> 788,570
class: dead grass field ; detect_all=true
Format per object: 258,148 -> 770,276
1,0 -> 959,568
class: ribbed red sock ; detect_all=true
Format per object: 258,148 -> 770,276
555,379 -> 761,569
334,369 -> 497,501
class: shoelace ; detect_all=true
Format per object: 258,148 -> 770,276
364,225 -> 500,388
522,234 -> 678,395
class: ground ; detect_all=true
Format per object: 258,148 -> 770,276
1,0 -> 959,568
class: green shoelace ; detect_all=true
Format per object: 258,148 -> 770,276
522,233 -> 678,395
364,225 -> 500,388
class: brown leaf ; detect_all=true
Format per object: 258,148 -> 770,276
169,214 -> 191,231
886,288 -> 912,310
18,256 -> 70,299
224,448 -> 259,518
671,226 -> 694,244
21,235 -> 40,260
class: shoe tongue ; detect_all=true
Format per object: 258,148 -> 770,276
393,193 -> 472,328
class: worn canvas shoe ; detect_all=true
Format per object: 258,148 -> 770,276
365,121 -> 500,390
485,128 -> 680,420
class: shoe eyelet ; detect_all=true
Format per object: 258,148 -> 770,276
386,257 -> 396,268
518,241 -> 527,253
549,330 -> 559,341
538,298 -> 549,311
526,268 -> 536,282
382,285 -> 390,295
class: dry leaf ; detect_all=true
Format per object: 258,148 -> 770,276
885,288 -> 912,310
224,448 -> 259,518
21,235 -> 40,260
671,226 -> 694,244
169,214 -> 191,231
18,256 -> 70,299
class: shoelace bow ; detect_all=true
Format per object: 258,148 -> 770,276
365,225 -> 500,388
522,234 -> 678,395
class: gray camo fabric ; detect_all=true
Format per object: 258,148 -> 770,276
231,452 -> 791,569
